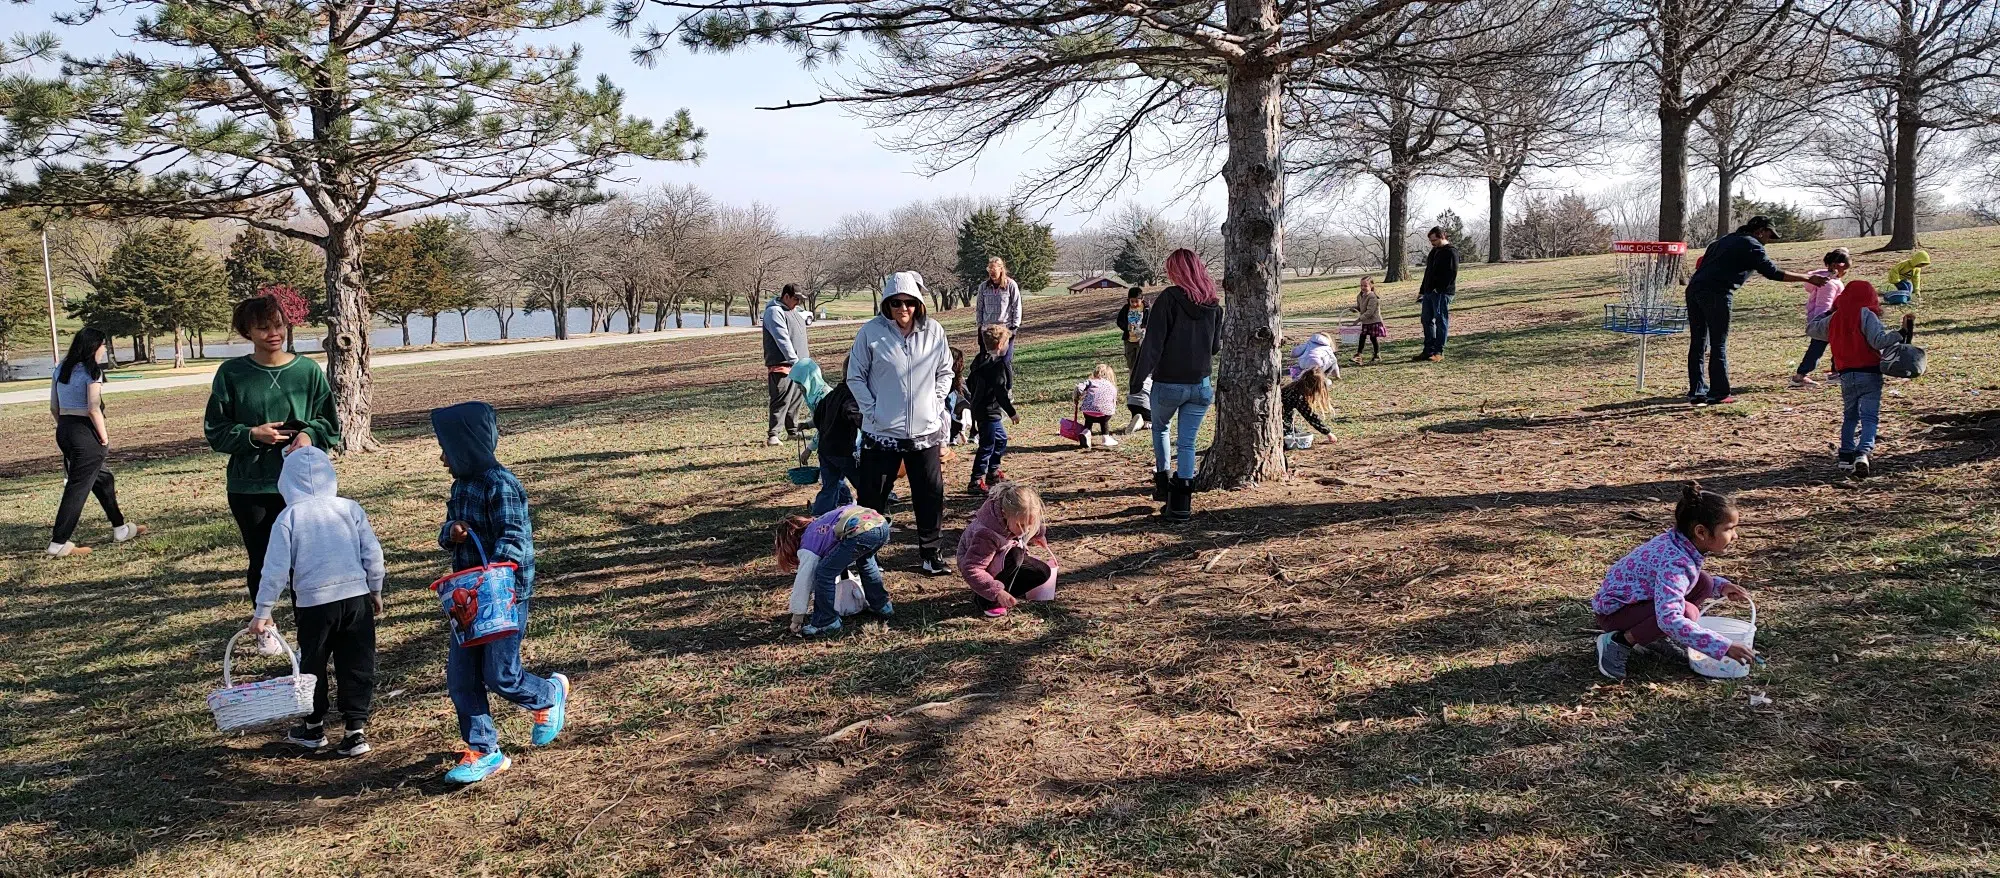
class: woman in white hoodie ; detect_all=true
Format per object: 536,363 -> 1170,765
848,272 -> 957,575
246,446 -> 385,758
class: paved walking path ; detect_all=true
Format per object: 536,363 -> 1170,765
1,321 -> 851,407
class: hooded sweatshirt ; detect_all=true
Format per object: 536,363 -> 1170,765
966,350 -> 1017,421
1828,281 -> 1906,374
762,297 -> 811,368
1288,333 -> 1340,381
253,446 -> 385,620
955,496 -> 1054,604
1803,269 -> 1843,319
1129,285 -> 1223,392
432,401 -> 536,592
1888,251 -> 1929,288
848,272 -> 954,444
788,358 -> 832,410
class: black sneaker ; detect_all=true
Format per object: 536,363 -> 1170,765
919,551 -> 953,577
336,729 -> 371,757
284,722 -> 327,750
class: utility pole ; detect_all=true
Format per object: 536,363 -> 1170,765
42,227 -> 59,363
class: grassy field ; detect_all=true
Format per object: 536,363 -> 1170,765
2,228 -> 1998,876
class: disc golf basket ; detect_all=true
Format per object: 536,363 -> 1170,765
1602,241 -> 1689,391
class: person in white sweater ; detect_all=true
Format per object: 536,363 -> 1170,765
246,446 -> 385,757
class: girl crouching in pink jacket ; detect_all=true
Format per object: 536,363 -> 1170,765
956,482 -> 1060,618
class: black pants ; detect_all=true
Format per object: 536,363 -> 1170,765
294,594 -> 377,727
228,492 -> 287,603
973,548 -> 1053,611
1686,292 -> 1733,401
52,416 -> 124,545
856,437 -> 945,552
767,372 -> 803,439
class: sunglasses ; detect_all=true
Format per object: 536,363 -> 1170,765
885,299 -> 919,310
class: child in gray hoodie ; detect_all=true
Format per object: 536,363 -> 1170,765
246,446 -> 385,758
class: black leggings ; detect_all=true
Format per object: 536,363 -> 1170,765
1357,334 -> 1379,359
51,416 -> 124,544
973,548 -> 1053,611
856,438 -> 945,552
295,594 -> 377,727
229,492 -> 287,603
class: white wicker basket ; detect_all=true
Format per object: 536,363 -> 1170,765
206,628 -> 316,733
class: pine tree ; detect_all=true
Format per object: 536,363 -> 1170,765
93,224 -> 227,368
954,207 -> 1006,297
995,210 -> 1058,292
0,214 -> 46,374
1112,219 -> 1170,286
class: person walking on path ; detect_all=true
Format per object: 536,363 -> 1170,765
1115,286 -> 1148,372
1685,215 -> 1828,406
46,327 -> 144,558
763,284 -> 812,445
850,271 -> 956,576
204,295 -> 341,632
1415,227 -> 1459,362
1129,248 -> 1223,523
976,257 -> 1023,361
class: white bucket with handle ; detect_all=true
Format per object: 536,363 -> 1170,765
1688,596 -> 1756,679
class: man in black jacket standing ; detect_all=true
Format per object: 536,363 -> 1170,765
1684,215 -> 1824,406
1415,226 -> 1458,362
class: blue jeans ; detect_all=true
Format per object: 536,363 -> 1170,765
446,603 -> 559,754
1796,338 -> 1828,376
1150,379 -> 1213,479
1685,292 -> 1733,400
812,453 -> 857,515
1840,371 -> 1884,457
1420,293 -> 1452,354
973,417 -> 1008,478
807,522 -> 891,628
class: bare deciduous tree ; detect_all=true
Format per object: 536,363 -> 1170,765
1692,83 -> 1818,241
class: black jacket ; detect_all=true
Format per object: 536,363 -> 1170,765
1686,232 -> 1787,300
1282,380 -> 1332,437
965,351 -> 1017,421
1114,301 -> 1147,344
813,382 -> 863,460
1130,285 -> 1222,392
1419,244 -> 1459,297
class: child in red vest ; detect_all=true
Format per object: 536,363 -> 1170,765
1824,280 -> 1915,477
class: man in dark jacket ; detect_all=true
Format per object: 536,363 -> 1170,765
810,360 -> 862,515
1684,215 -> 1824,405
762,284 -> 811,444
1415,226 -> 1458,362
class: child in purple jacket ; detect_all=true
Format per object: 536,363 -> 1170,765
1593,482 -> 1758,680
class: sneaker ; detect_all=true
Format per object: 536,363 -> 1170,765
1852,454 -> 1870,478
1836,458 -> 1855,474
765,436 -> 783,446
990,470 -> 1007,484
983,606 -> 1009,618
1409,353 -> 1431,362
1425,353 -> 1443,362
920,552 -> 953,577
336,729 -> 371,757
111,523 -> 145,542
967,477 -> 988,496
1103,435 -> 1120,447
1351,355 -> 1365,366
1688,395 -> 1708,407
1596,632 -> 1631,681
868,600 -> 895,619
256,628 -> 286,656
45,542 -> 90,558
284,722 -> 327,750
529,673 -> 570,747
445,749 -> 511,784
800,617 -> 843,636
1707,395 -> 1738,405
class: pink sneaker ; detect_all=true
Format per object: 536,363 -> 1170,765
982,607 -> 1008,618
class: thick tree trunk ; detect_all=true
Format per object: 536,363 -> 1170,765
1715,164 -> 1736,242
1383,181 -> 1409,283
1886,91 -> 1920,250
1199,27 -> 1286,491
322,222 -> 376,452
1486,178 -> 1507,263
1658,111 -> 1690,242
553,288 -> 569,340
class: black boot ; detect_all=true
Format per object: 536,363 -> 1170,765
1167,477 -> 1193,522
1152,470 -> 1169,502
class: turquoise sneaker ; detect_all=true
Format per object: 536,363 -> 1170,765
801,617 -> 842,636
530,673 -> 570,747
445,749 -> 510,784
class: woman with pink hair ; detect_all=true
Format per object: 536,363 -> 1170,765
1128,248 -> 1222,522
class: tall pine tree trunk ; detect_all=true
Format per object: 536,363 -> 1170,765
322,221 -> 377,452
1200,13 -> 1286,490
1383,181 -> 1410,283
1487,178 -> 1508,263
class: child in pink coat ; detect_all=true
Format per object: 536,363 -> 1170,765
955,482 -> 1060,618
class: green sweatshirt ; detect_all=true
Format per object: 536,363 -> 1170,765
203,355 -> 343,493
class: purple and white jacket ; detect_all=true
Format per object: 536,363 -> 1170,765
1593,530 -> 1734,659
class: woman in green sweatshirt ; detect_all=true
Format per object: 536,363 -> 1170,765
204,296 -> 342,604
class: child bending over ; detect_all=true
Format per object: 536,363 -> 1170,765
777,504 -> 894,636
1283,369 -> 1335,444
1593,482 -> 1756,681
955,482 -> 1060,618
1074,363 -> 1120,449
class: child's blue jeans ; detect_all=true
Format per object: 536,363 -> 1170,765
1839,371 -> 1884,457
447,603 -> 560,754
813,453 -> 857,515
973,417 -> 1008,478
807,522 -> 891,628
1150,379 -> 1213,479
